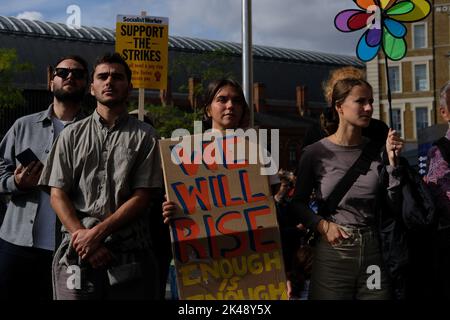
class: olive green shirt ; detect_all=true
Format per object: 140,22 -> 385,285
39,111 -> 162,250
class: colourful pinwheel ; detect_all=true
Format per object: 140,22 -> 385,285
335,0 -> 431,62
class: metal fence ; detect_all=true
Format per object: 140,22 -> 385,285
0,90 -> 96,138
0,90 -> 52,137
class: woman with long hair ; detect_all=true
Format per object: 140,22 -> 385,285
290,69 -> 404,299
162,78 -> 250,222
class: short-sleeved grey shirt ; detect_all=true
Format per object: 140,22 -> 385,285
39,111 -> 163,250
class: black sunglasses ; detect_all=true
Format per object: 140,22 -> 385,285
53,67 -> 86,80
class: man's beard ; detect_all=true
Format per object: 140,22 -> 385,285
53,87 -> 86,103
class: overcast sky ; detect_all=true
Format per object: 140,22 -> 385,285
1,0 -> 359,56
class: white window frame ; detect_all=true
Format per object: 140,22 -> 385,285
412,22 -> 427,49
412,103 -> 432,139
412,62 -> 429,92
386,63 -> 402,93
387,104 -> 405,138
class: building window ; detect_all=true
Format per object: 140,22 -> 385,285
416,107 -> 429,136
391,109 -> 402,134
414,64 -> 428,91
388,66 -> 401,93
413,23 -> 426,48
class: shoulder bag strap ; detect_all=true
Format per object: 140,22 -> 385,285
322,140 -> 380,216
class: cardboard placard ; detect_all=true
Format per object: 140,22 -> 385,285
116,14 -> 168,89
159,133 -> 287,300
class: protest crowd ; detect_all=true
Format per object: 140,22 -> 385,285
0,53 -> 449,301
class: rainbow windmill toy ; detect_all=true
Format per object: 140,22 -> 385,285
334,0 -> 431,124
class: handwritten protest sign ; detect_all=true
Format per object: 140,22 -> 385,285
116,14 -> 168,89
159,133 -> 287,300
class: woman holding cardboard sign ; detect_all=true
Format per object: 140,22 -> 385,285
289,68 -> 404,300
161,79 -> 287,300
162,79 -> 252,223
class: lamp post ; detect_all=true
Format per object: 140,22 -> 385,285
242,0 -> 253,127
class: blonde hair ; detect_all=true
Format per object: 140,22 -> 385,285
323,66 -> 366,106
320,67 -> 370,135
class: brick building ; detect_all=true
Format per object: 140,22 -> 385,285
366,0 -> 450,160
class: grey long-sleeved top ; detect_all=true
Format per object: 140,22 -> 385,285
291,137 -> 402,230
0,105 -> 83,247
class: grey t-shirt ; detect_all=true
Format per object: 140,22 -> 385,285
293,137 -> 401,228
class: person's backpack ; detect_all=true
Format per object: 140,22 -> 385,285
378,155 -> 437,299
434,137 -> 450,165
399,157 -> 436,231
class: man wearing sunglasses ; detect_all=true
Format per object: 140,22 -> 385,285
40,53 -> 162,299
0,55 -> 88,300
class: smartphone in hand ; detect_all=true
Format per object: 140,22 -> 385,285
16,148 -> 40,167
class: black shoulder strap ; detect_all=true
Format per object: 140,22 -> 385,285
322,140 -> 380,216
433,137 -> 450,164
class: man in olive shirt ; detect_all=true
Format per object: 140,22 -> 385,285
39,53 -> 162,299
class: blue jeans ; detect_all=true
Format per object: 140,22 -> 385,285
0,238 -> 53,300
309,226 -> 392,300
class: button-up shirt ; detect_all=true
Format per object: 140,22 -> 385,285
39,111 -> 162,251
426,127 -> 450,230
0,105 -> 83,247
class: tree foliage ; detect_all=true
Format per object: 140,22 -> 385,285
0,48 -> 32,110
129,103 -> 202,139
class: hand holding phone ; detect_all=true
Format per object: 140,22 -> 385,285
14,148 -> 43,190
16,148 -> 40,167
